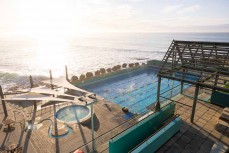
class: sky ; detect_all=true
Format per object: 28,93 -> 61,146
0,0 -> 229,37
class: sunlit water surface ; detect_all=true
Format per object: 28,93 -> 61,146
0,33 -> 229,89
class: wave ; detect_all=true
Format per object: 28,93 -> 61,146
116,49 -> 165,53
0,71 -> 48,91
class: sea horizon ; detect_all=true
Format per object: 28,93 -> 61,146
1,32 -> 229,90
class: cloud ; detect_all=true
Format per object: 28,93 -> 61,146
127,0 -> 144,2
162,5 -> 183,14
162,4 -> 200,14
177,5 -> 200,14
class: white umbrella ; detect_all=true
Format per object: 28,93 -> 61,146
41,76 -> 88,93
19,87 -> 78,98
2,93 -> 72,102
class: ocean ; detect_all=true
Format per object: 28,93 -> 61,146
1,32 -> 229,90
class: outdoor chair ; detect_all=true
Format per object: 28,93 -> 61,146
215,107 -> 229,133
2,118 -> 16,131
210,141 -> 228,153
14,146 -> 23,153
218,107 -> 229,126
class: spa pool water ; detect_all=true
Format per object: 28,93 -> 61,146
55,105 -> 90,123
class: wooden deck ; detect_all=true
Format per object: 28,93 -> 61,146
0,95 -> 137,153
1,87 -> 228,153
0,100 -> 37,153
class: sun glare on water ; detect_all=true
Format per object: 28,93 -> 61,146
33,35 -> 68,75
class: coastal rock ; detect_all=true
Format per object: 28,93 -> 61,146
95,70 -> 101,76
79,74 -> 86,81
106,68 -> 112,73
116,65 -> 121,70
33,84 -> 39,88
100,68 -> 106,74
112,66 -> 118,71
71,76 -> 79,82
129,63 -> 134,67
8,86 -> 20,91
86,72 -> 93,78
122,63 -> 127,68
135,62 -> 139,67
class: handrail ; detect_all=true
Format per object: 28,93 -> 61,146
72,102 -> 174,152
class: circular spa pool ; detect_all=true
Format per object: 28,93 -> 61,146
55,105 -> 91,123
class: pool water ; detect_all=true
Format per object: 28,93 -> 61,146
40,119 -> 73,139
82,67 -> 194,114
55,105 -> 90,122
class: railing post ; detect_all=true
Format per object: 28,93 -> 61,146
91,104 -> 95,152
191,84 -> 199,123
0,85 -> 8,117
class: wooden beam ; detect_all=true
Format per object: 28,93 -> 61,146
158,73 -> 229,93
199,71 -> 218,83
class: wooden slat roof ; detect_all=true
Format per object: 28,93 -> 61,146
158,40 -> 229,92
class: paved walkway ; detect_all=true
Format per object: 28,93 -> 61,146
156,94 -> 229,153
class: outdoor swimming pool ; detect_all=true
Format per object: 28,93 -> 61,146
82,67 -> 193,114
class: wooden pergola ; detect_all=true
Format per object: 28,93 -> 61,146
156,40 -> 229,122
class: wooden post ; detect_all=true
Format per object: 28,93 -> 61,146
29,75 -> 34,88
180,69 -> 185,94
0,85 -> 8,117
33,101 -> 37,110
65,65 -> 69,81
155,76 -> 161,111
180,80 -> 184,94
170,80 -> 174,98
212,73 -> 219,96
191,84 -> 199,123
214,74 -> 219,88
156,76 -> 161,102
49,70 -> 54,89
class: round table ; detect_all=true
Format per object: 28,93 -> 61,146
2,118 -> 15,131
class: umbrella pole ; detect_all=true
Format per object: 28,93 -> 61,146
33,101 -> 37,110
49,70 -> 54,89
65,65 -> 69,81
29,75 -> 34,88
0,85 -> 8,117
